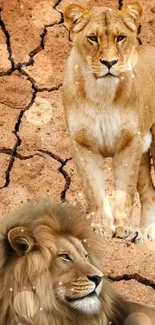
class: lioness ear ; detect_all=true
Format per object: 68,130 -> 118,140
7,226 -> 36,257
120,1 -> 142,31
63,4 -> 91,33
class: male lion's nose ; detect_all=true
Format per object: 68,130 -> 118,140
87,275 -> 102,287
100,59 -> 118,69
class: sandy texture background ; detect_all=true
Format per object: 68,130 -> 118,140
0,0 -> 155,303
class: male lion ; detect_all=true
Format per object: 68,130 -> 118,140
0,198 -> 155,325
63,1 -> 155,242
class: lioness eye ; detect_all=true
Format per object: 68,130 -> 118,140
59,254 -> 72,261
87,35 -> 98,43
117,35 -> 126,42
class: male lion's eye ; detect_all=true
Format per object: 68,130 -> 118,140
117,35 -> 126,43
87,35 -> 98,43
59,254 -> 72,261
85,254 -> 90,261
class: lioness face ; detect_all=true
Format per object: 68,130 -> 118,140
64,2 -> 142,78
52,236 -> 103,314
76,9 -> 137,78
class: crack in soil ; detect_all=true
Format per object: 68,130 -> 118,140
40,18 -> 64,50
15,16 -> 64,69
18,59 -> 62,92
15,20 -> 64,70
0,8 -> 15,71
58,158 -> 72,201
37,84 -> 63,92
0,148 -> 12,155
18,67 -> 38,91
53,0 -> 63,10
0,4 -> 63,71
118,0 -> 123,10
107,273 -> 155,290
37,149 -> 72,202
19,65 -> 62,92
0,148 -> 44,160
15,46 -> 42,70
0,21 -> 70,196
15,152 -> 44,160
0,90 -> 37,189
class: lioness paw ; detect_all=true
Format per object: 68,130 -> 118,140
91,222 -> 115,238
134,223 -> 155,243
144,223 -> 155,240
114,226 -> 140,241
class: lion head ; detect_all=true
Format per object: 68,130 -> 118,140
63,1 -> 142,78
0,199 -> 129,325
0,199 -> 110,324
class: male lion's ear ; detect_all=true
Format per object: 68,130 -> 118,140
120,1 -> 142,31
7,226 -> 36,257
63,4 -> 91,33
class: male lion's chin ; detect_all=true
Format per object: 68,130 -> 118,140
70,295 -> 101,315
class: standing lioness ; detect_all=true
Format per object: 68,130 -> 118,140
63,1 -> 155,242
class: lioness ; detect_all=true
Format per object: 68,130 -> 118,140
63,1 -> 155,242
0,198 -> 155,324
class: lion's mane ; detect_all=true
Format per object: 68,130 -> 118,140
0,198 -> 129,325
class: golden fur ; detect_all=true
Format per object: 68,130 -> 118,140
63,1 -> 155,243
0,199 -> 155,325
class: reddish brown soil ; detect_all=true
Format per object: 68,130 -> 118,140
0,0 -> 155,304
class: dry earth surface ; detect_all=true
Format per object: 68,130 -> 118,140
0,0 -> 155,306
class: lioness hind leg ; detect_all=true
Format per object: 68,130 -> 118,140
71,140 -> 114,237
136,150 -> 155,243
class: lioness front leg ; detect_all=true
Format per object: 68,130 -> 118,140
71,139 -> 114,237
112,135 -> 143,239
136,151 -> 155,242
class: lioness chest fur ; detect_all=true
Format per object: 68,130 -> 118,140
63,1 -> 155,242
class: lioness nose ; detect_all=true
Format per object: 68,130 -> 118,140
87,275 -> 102,287
100,59 -> 118,69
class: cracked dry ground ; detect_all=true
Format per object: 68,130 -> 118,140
0,0 -> 155,306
